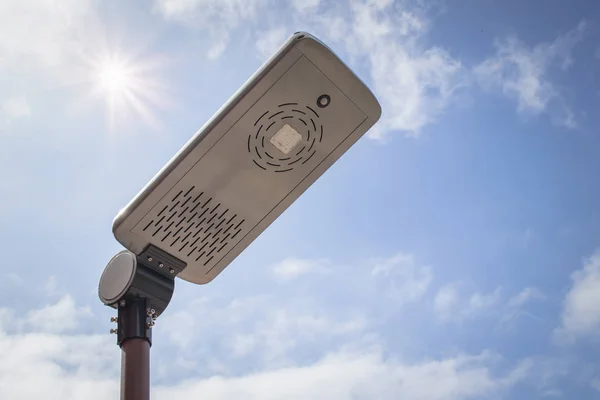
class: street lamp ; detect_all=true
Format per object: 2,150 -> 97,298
98,31 -> 381,400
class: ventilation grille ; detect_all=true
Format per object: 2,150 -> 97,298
247,102 -> 324,172
140,186 -> 245,267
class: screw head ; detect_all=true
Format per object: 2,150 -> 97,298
110,317 -> 118,323
119,300 -> 126,307
158,263 -> 164,268
169,268 -> 175,274
147,321 -> 155,328
147,256 -> 153,262
110,329 -> 118,334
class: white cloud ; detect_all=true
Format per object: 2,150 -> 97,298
0,301 -> 119,400
0,0 -> 102,102
256,27 -> 288,59
155,0 -> 264,24
555,250 -> 600,342
225,309 -> 367,365
508,287 -> 545,308
372,253 -> 432,305
207,39 -> 228,60
434,283 -> 459,318
0,297 -> 533,400
0,0 -> 149,127
434,283 -> 545,325
474,21 -> 587,128
154,350 -> 531,400
469,287 -> 502,312
0,0 -> 94,69
155,0 -> 466,139
154,0 -> 266,59
434,284 -> 502,320
498,287 -> 546,326
312,1 -> 466,139
292,0 -> 320,13
161,292 -> 367,370
272,257 -> 331,281
25,295 -> 92,333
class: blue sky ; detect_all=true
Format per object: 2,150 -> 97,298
1,0 -> 600,398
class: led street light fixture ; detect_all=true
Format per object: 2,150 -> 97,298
111,32 -> 382,285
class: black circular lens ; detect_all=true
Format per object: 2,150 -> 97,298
317,94 -> 330,108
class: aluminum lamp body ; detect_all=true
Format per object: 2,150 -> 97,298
112,32 -> 382,284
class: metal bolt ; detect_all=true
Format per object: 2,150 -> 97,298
110,329 -> 118,334
169,268 -> 175,274
147,321 -> 155,328
152,313 -> 158,320
158,263 -> 164,268
150,309 -> 156,315
110,317 -> 118,323
119,300 -> 126,307
147,256 -> 153,262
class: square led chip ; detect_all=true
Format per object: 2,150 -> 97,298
269,124 -> 302,154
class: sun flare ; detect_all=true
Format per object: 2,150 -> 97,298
88,52 -> 167,130
98,61 -> 133,94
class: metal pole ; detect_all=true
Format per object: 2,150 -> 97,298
121,338 -> 150,400
117,297 -> 153,400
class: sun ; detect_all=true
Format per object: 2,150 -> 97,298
88,52 -> 167,131
98,60 -> 132,94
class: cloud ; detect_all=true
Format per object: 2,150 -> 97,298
159,292 -> 367,372
555,249 -> 600,342
434,283 -> 459,318
433,283 -> 501,322
272,257 -> 331,281
224,308 -> 367,365
256,27 -> 288,59
469,287 -> 502,312
498,287 -> 546,326
433,283 -> 544,325
508,287 -> 546,308
0,301 -> 119,400
0,0 -> 94,69
301,0 -> 467,139
207,39 -> 228,60
292,0 -> 320,13
372,253 -> 433,305
155,350 -> 531,400
155,0 -> 466,139
474,21 -> 587,128
0,295 -> 533,400
154,0 -> 266,59
155,0 -> 265,25
0,0 -> 101,98
25,295 -> 92,333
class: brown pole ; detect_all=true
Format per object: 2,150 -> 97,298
117,297 -> 153,400
121,338 -> 150,400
